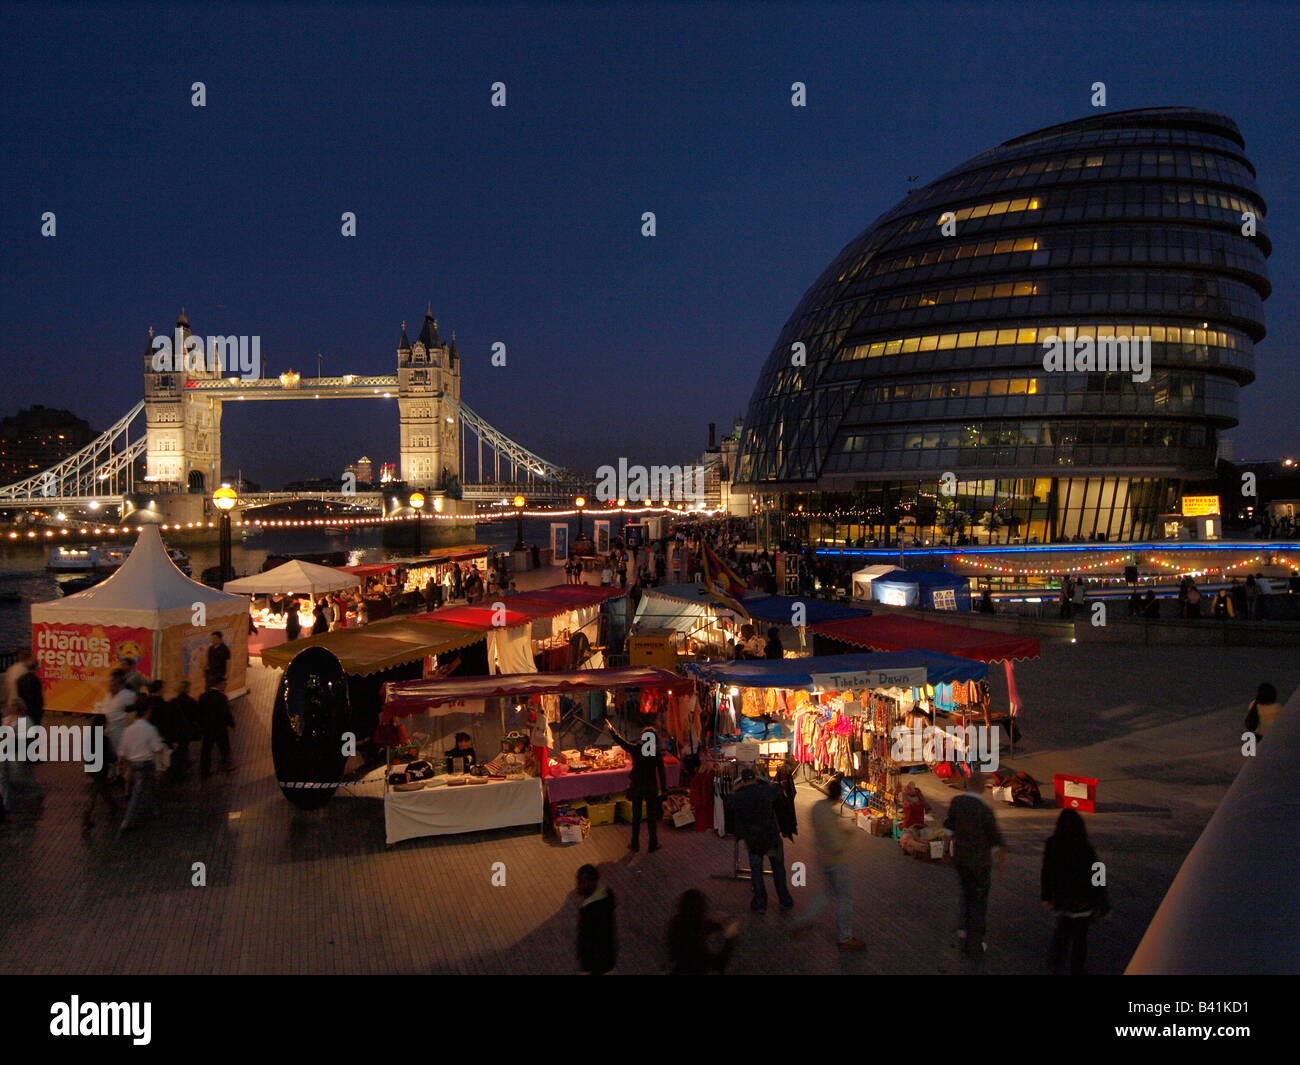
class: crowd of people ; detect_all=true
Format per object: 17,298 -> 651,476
0,633 -> 237,832
567,759 -> 1129,975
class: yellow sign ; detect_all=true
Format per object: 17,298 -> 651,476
1181,495 -> 1220,517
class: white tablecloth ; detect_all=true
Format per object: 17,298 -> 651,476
384,777 -> 544,844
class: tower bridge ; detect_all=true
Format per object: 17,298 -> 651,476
0,307 -> 575,515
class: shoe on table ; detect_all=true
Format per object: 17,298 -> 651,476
838,938 -> 867,951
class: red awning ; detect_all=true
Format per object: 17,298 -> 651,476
383,665 -> 692,717
340,563 -> 396,577
811,614 -> 1040,663
409,603 -> 535,630
513,585 -> 627,608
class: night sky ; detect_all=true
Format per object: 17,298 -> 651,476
2,2 -> 1298,487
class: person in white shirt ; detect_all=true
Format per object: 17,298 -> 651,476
118,702 -> 165,832
3,649 -> 32,708
600,562 -> 614,587
96,669 -> 137,757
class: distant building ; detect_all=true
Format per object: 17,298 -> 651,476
346,455 -> 374,485
0,405 -> 96,485
698,418 -> 749,515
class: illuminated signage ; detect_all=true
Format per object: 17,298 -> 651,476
1181,495 -> 1220,517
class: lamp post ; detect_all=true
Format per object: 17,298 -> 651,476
410,491 -> 425,555
213,484 -> 238,586
513,494 -> 526,550
617,497 -> 627,535
575,495 -> 586,536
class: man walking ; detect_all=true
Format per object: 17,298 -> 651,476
198,674 -> 236,779
118,701 -> 165,832
792,777 -> 865,949
206,631 -> 231,687
943,767 -> 1006,957
606,720 -> 667,853
727,766 -> 795,914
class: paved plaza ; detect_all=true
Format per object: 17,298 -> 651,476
1,639 -> 1294,975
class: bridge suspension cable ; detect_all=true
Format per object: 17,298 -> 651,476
448,398 -> 573,485
0,401 -> 145,504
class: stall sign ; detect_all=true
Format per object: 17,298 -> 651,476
594,520 -> 611,554
931,588 -> 958,611
1181,495 -> 1220,517
33,622 -> 155,713
812,667 -> 927,692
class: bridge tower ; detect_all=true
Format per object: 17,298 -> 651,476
143,309 -> 224,494
398,304 -> 461,490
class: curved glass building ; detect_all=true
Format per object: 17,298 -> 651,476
735,108 -> 1270,545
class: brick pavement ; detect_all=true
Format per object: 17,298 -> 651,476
1,640 -> 1295,975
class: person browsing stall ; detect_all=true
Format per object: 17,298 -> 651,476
444,731 -> 478,774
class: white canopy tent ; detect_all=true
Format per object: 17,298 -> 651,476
31,526 -> 250,709
851,564 -> 896,602
224,559 -> 359,596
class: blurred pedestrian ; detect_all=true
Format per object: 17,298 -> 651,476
667,890 -> 737,974
791,776 -> 865,949
1041,808 -> 1110,974
118,701 -> 165,832
943,767 -> 1005,957
575,864 -> 617,975
198,674 -> 236,779
727,766 -> 795,913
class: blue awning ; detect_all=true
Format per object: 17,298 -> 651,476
681,651 -> 986,689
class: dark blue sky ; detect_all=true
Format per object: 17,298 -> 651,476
3,1 -> 1298,487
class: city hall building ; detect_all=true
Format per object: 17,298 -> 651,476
734,108 -> 1270,547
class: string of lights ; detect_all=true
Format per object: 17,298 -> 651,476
953,553 -> 1129,576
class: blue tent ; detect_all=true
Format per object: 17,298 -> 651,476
682,650 -> 986,688
637,585 -> 870,627
869,569 -> 972,611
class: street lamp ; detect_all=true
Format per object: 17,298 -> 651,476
617,497 -> 627,534
213,484 -> 238,585
513,494 -> 526,550
410,491 -> 425,555
575,495 -> 586,536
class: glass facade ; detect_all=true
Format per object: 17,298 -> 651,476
735,108 -> 1269,543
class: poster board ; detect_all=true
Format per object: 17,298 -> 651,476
550,523 -> 569,563
594,520 -> 611,555
33,622 -> 156,713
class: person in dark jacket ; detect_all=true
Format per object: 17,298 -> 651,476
606,720 -> 667,852
943,768 -> 1005,956
726,767 -> 795,912
14,658 -> 44,728
165,680 -> 201,780
1041,808 -> 1110,974
197,675 -> 236,779
763,626 -> 784,659
774,761 -> 798,841
311,599 -> 329,636
575,865 -> 616,975
667,889 -> 737,974
205,631 -> 231,687
285,598 -> 302,641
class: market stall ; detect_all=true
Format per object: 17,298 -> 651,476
225,559 -> 362,655
682,651 -> 990,840
867,569 -> 972,611
380,666 -> 693,844
31,526 -> 250,709
633,584 -> 870,658
851,564 -> 897,602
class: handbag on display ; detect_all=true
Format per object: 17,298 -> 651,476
500,730 -> 530,755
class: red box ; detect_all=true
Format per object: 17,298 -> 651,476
1053,774 -> 1098,813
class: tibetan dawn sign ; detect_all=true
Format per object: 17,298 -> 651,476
33,622 -> 154,713
1181,495 -> 1220,517
812,666 -> 927,692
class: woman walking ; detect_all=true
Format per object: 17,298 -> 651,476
1040,808 -> 1110,974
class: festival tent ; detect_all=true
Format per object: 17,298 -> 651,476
224,558 -> 359,595
851,564 -> 897,602
31,526 -> 249,710
383,665 -> 692,719
741,594 -> 871,625
868,569 -> 972,610
682,650 -> 988,689
810,614 -> 1039,662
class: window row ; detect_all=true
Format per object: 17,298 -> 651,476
835,420 -> 1208,452
855,370 -> 1234,404
841,321 -> 1249,360
844,225 -> 1265,286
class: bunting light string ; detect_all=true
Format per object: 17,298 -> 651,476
953,553 -> 1128,576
